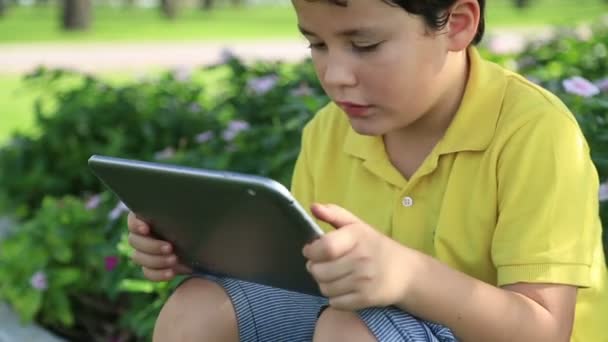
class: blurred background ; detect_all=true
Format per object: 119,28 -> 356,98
0,0 -> 607,341
1,0 -> 608,143
0,0 -> 608,141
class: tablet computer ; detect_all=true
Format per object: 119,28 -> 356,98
88,155 -> 325,296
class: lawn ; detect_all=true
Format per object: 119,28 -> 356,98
0,5 -> 299,43
0,69 -> 227,144
0,72 -> 136,144
0,74 -> 39,143
0,0 -> 606,43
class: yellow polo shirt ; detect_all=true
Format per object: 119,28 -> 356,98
290,47 -> 607,341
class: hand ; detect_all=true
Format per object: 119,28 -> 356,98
127,212 -> 192,281
302,204 -> 416,311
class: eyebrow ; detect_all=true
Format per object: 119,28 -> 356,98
297,25 -> 378,38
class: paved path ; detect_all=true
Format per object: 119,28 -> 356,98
0,26 -> 563,74
0,39 -> 311,74
0,304 -> 64,342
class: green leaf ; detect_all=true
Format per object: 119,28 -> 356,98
51,268 -> 81,287
52,245 -> 73,263
119,279 -> 156,293
14,290 -> 42,323
47,291 -> 74,326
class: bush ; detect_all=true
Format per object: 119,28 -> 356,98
0,25 -> 606,340
0,56 -> 329,340
0,194 -> 184,340
0,60 -> 326,216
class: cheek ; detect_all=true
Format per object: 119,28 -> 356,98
312,57 -> 330,92
363,46 -> 443,110
359,59 -> 425,106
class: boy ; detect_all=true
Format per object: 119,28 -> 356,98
127,0 -> 607,340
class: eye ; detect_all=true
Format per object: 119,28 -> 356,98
352,42 -> 382,53
307,42 -> 327,51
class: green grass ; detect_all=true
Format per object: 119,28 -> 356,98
0,1 -> 606,44
0,5 -> 299,43
0,69 -> 228,144
0,72 -> 136,144
0,74 -> 39,143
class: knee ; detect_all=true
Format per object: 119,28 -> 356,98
313,307 -> 376,342
153,278 -> 238,342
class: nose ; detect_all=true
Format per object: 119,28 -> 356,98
322,55 -> 357,88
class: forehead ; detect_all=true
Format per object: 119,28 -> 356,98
292,0 -> 424,37
292,0 -> 411,34
292,0 -> 391,14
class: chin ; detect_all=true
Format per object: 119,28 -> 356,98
348,119 -> 386,136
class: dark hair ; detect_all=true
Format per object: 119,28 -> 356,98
306,0 -> 486,45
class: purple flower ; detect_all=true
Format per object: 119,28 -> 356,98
109,202 -> 129,221
104,256 -> 119,272
595,77 -> 608,92
222,120 -> 250,142
195,130 -> 214,144
30,271 -> 48,291
154,147 -> 176,161
290,83 -> 314,97
247,75 -> 279,95
563,76 -> 600,98
600,182 -> 608,202
85,194 -> 102,210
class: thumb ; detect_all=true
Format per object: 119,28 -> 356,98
311,203 -> 361,229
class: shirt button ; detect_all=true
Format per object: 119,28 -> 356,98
402,196 -> 414,207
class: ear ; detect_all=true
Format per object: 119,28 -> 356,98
446,0 -> 480,51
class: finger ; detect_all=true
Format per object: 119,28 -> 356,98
131,250 -> 177,269
308,257 -> 355,283
128,232 -> 173,255
328,292 -> 366,312
318,273 -> 357,299
142,267 -> 175,282
311,203 -> 361,229
303,228 -> 357,262
127,212 -> 150,235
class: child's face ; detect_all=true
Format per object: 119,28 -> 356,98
293,0 -> 455,136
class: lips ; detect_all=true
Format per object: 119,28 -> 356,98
337,101 -> 372,118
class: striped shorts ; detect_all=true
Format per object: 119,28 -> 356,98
193,274 -> 457,342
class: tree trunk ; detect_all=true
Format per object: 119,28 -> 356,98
161,0 -> 178,19
230,0 -> 242,7
0,0 -> 6,17
62,0 -> 91,30
514,0 -> 530,8
200,0 -> 212,11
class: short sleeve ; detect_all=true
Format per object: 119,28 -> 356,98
493,113 -> 601,287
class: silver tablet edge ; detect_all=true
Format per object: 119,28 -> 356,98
88,154 -> 326,237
